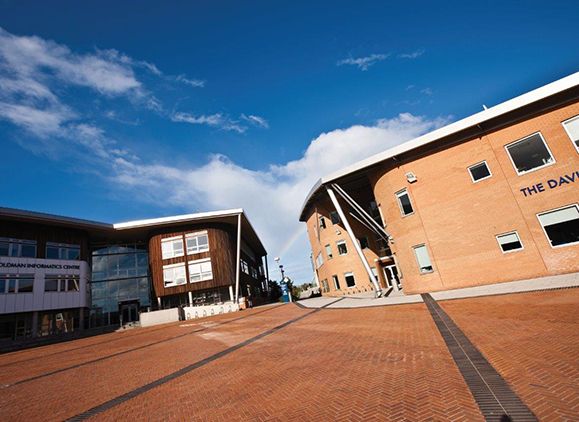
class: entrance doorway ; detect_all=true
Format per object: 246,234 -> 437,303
119,301 -> 139,326
383,265 -> 401,290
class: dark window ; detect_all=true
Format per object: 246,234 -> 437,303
496,232 -> 523,253
358,237 -> 369,249
332,275 -> 340,290
45,279 -> 59,292
344,273 -> 356,288
538,206 -> 579,247
337,241 -> 348,255
8,279 -> 16,293
468,162 -> 491,182
506,133 -> 554,174
18,278 -> 34,293
0,279 -> 5,294
329,211 -> 341,225
396,190 -> 414,216
319,216 -> 326,229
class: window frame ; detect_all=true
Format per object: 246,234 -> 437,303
344,272 -> 356,288
161,236 -> 185,260
395,188 -> 414,217
537,204 -> 579,249
562,114 -> 579,154
46,242 -> 80,260
412,244 -> 434,274
0,275 -> 35,294
0,238 -> 37,258
162,262 -> 187,288
315,252 -> 323,269
495,231 -> 524,254
324,244 -> 333,260
504,132 -> 556,176
332,275 -> 340,290
188,258 -> 213,283
336,240 -> 348,256
467,160 -> 492,183
185,231 -> 209,255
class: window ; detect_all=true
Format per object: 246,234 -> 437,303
321,279 -> 329,293
0,238 -> 37,258
413,244 -> 434,273
46,242 -> 80,260
188,259 -> 213,283
250,267 -> 258,279
562,115 -> 579,153
358,237 -> 369,249
186,231 -> 209,254
505,132 -> 555,175
395,189 -> 414,216
344,272 -> 356,288
325,244 -> 333,259
329,211 -> 341,225
162,263 -> 186,287
319,216 -> 326,229
44,275 -> 80,292
468,161 -> 492,183
315,253 -> 323,268
240,259 -> 249,274
538,205 -> 579,247
371,267 -> 379,281
161,236 -> 184,259
332,275 -> 340,290
496,231 -> 524,253
336,240 -> 348,255
0,275 -> 35,293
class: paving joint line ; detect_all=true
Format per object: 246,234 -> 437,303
65,298 -> 341,421
2,304 -> 284,389
421,293 -> 537,422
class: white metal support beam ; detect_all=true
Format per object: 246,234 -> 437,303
234,213 -> 241,303
264,254 -> 270,292
326,186 -> 382,297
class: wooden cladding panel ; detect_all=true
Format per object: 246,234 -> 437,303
148,225 -> 237,298
0,220 -> 90,261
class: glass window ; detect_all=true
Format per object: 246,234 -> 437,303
161,236 -> 184,259
0,238 -> 37,258
162,263 -> 186,287
329,211 -> 341,225
336,240 -> 348,255
344,272 -> 356,288
468,161 -> 492,182
8,279 -> 16,293
496,232 -> 523,253
562,115 -> 579,152
67,278 -> 80,292
44,278 -> 59,292
321,279 -> 329,293
325,244 -> 333,259
332,275 -> 340,290
240,259 -> 249,274
538,205 -> 579,247
0,240 -> 8,256
0,279 -> 5,294
18,278 -> 34,293
46,243 -> 80,260
358,237 -> 369,249
316,253 -> 323,268
186,232 -> 209,254
505,132 -> 555,175
319,216 -> 326,229
189,259 -> 213,283
395,189 -> 414,216
413,244 -> 434,273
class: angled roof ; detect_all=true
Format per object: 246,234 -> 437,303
299,71 -> 579,221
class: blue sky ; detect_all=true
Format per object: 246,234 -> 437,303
1,1 -> 578,282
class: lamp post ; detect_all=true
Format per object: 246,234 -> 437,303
274,257 -> 292,303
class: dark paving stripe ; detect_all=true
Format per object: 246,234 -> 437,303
66,298 -> 342,421
3,304 -> 283,388
421,293 -> 537,422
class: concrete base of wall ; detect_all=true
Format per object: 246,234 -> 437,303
183,302 -> 239,320
139,308 -> 180,327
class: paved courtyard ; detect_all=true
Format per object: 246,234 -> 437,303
0,289 -> 577,421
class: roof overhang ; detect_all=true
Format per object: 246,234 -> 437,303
299,71 -> 579,221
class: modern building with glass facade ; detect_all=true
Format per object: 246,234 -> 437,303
0,208 -> 268,342
300,72 -> 579,297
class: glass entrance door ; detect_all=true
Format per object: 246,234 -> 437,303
119,302 -> 139,325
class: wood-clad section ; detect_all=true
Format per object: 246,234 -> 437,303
148,224 -> 237,298
0,220 -> 90,261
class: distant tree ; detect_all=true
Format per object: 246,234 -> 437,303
268,279 -> 282,302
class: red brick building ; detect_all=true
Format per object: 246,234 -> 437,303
300,73 -> 579,296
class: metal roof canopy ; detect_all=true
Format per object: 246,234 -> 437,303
300,72 -> 579,221
0,207 -> 267,256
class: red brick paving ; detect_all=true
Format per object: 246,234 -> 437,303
441,289 -> 579,421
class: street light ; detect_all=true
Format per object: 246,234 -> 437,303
274,256 -> 292,303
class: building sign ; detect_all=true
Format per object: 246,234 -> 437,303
520,170 -> 578,197
0,261 -> 80,270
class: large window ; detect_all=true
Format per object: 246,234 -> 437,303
186,232 -> 209,254
505,132 -> 555,175
496,231 -> 523,253
468,161 -> 492,183
413,244 -> 433,273
188,259 -> 213,283
344,272 -> 356,288
395,189 -> 414,216
163,263 -> 186,287
538,205 -> 579,247
562,115 -> 579,153
0,238 -> 37,258
336,240 -> 348,255
325,244 -> 333,259
315,252 -> 323,268
0,275 -> 34,294
161,236 -> 184,259
44,275 -> 80,292
332,275 -> 340,290
240,259 -> 249,274
46,242 -> 80,260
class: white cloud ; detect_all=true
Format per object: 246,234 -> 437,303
0,101 -> 74,138
171,111 -> 247,133
398,49 -> 425,59
420,87 -> 433,96
241,114 -> 269,129
337,53 -> 389,71
176,74 -> 205,88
